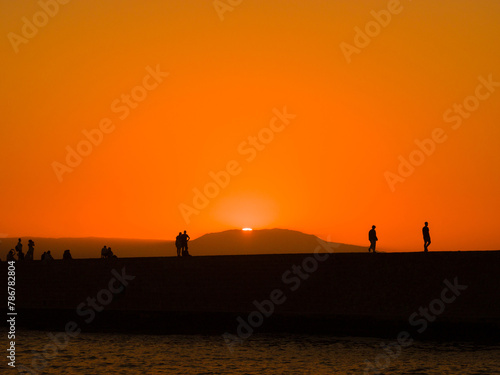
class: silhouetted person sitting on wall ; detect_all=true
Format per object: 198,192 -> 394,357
101,246 -> 117,259
63,249 -> 72,260
368,225 -> 378,253
26,239 -> 35,261
423,222 -> 431,252
181,230 -> 191,256
41,251 -> 46,261
175,232 -> 182,257
7,249 -> 16,261
45,251 -> 54,261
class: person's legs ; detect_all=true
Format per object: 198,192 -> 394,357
424,239 -> 430,252
369,241 -> 376,253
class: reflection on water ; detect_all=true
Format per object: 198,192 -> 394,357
5,330 -> 500,374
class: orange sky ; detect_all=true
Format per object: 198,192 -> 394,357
1,0 -> 499,252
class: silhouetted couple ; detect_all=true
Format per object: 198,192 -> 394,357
175,231 -> 190,257
10,239 -> 35,261
101,246 -> 116,259
41,251 -> 54,261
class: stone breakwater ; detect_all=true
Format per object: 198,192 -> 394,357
2,251 -> 499,340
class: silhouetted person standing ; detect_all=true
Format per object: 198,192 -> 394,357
16,247 -> 24,261
368,225 -> 378,253
15,238 -> 22,255
175,232 -> 182,257
181,230 -> 190,256
26,239 -> 35,260
423,222 -> 431,252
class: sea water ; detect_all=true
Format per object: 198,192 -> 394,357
5,330 -> 500,374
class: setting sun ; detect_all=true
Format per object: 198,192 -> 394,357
2,2 -> 500,373
1,0 -> 499,253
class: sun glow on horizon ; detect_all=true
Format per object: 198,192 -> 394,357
242,228 -> 253,231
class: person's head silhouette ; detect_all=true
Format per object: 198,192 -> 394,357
372,225 -> 376,229
425,222 -> 428,226
184,230 -> 187,234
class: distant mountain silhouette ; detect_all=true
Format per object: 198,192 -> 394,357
0,229 -> 366,259
190,228 -> 367,255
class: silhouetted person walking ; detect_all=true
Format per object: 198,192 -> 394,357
423,222 -> 431,252
175,232 -> 182,257
181,230 -> 190,256
368,225 -> 378,253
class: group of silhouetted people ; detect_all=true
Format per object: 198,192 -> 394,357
3,239 -> 122,261
5,225 -> 433,261
175,230 -> 191,256
5,238 -> 73,261
368,222 -> 431,253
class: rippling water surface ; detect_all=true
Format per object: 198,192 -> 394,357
5,330 -> 500,374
